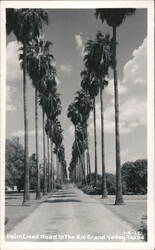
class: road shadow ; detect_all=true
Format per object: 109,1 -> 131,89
43,199 -> 81,203
49,195 -> 76,198
55,192 -> 75,195
5,197 -> 20,200
5,204 -> 23,207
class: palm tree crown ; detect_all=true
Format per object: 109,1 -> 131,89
95,9 -> 136,27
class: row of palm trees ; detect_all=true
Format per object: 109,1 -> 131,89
68,8 -> 136,205
6,9 -> 67,205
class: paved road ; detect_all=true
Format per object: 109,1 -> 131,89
6,184 -> 144,242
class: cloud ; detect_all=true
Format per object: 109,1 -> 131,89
6,85 -> 16,112
12,129 -> 43,137
122,37 -> 147,86
55,76 -> 61,85
75,33 -> 83,49
121,149 -> 130,163
105,78 -> 128,96
87,38 -> 147,135
88,95 -> 146,135
67,125 -> 74,137
59,63 -> 72,75
105,38 -> 146,102
75,33 -> 85,56
6,41 -> 22,83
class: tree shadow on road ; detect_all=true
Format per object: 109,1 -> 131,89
49,195 -> 76,198
5,197 -> 20,200
43,199 -> 81,203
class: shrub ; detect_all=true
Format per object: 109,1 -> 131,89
56,183 -> 62,190
121,159 -> 147,194
82,185 -> 98,195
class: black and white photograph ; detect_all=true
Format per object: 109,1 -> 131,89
0,1 -> 154,250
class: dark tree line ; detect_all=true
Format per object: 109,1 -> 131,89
6,9 -> 67,204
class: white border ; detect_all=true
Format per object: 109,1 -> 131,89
0,1 -> 154,250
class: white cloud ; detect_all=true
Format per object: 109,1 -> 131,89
121,149 -> 129,159
75,33 -> 85,56
120,97 -> 146,126
75,33 -> 83,50
59,63 -> 72,75
122,37 -> 147,86
88,38 -> 147,135
55,76 -> 61,85
88,95 -> 146,135
6,85 -> 16,112
6,41 -> 22,83
67,125 -> 74,137
105,78 -> 128,96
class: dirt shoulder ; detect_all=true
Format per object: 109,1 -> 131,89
88,194 -> 147,230
5,191 -> 50,232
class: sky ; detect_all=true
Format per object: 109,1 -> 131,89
6,8 -> 147,174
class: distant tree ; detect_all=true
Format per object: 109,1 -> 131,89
106,173 -> 116,195
5,137 -> 24,192
29,153 -> 37,190
121,159 -> 147,194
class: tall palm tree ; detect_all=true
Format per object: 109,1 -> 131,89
45,120 -> 51,192
74,89 -> 93,182
52,119 -> 64,184
67,102 -> 84,179
95,8 -> 136,204
83,32 -> 112,197
68,89 -> 92,184
6,8 -> 48,204
45,83 -> 62,190
81,70 -> 100,187
38,54 -> 57,196
26,36 -> 55,199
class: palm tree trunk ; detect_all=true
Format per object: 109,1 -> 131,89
50,139 -> 54,190
93,97 -> 98,187
81,126 -> 87,185
75,126 -> 86,181
47,135 -> 50,192
35,88 -> 41,199
23,42 -> 30,205
86,126 -> 91,184
113,26 -> 124,205
74,164 -> 76,183
56,154 -> 59,184
42,109 -> 47,195
100,87 -> 108,198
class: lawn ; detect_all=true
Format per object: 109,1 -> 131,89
5,191 -> 49,233
93,194 -> 147,230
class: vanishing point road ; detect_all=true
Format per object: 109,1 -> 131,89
6,184 -> 143,242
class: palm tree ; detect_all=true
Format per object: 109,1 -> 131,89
74,89 -> 93,182
81,70 -> 100,187
6,9 -> 48,204
68,89 -> 92,185
83,32 -> 112,197
44,82 -> 62,190
67,102 -> 84,180
26,37 -> 55,199
52,119 -> 64,184
45,119 -> 51,192
95,8 -> 136,204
